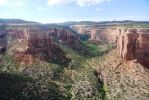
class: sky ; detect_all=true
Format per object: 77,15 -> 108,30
0,0 -> 149,23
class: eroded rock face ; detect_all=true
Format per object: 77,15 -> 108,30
48,28 -> 89,53
5,29 -> 71,65
0,26 -> 90,64
49,28 -> 82,47
137,29 -> 149,67
117,28 -> 149,67
71,25 -> 119,43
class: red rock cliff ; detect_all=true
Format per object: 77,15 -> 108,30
71,25 -> 119,43
117,28 -> 149,67
48,28 -> 88,53
8,29 -> 70,65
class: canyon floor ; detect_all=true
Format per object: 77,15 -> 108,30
0,46 -> 149,100
0,43 -> 110,100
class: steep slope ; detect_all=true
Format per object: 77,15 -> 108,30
0,24 -> 91,64
0,43 -> 112,99
117,28 -> 149,67
71,25 -> 119,43
90,49 -> 149,100
0,28 -> 71,65
70,21 -> 149,43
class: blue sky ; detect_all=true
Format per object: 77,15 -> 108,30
0,0 -> 148,23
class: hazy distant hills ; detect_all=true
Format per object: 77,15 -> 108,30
59,20 -> 149,26
0,19 -> 40,25
0,18 -> 149,28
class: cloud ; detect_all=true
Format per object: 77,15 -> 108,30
37,6 -> 48,11
96,8 -> 103,12
76,0 -> 109,6
0,0 -> 25,7
48,0 -> 73,6
48,0 -> 111,7
11,1 -> 24,7
0,0 -> 9,6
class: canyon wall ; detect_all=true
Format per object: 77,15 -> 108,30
117,28 -> 149,67
1,25 -> 149,67
0,26 -> 90,64
71,25 -> 119,43
48,28 -> 89,53
0,28 -> 72,64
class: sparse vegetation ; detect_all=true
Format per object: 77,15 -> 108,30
2,21 -> 148,100
0,42 -> 113,100
81,40 -> 115,57
117,23 -> 149,28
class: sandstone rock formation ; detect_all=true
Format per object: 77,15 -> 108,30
117,28 -> 149,67
0,25 -> 91,64
71,25 -> 119,43
48,28 -> 86,51
2,29 -> 71,65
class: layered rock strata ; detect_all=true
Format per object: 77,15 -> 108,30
117,28 -> 149,67
71,25 -> 119,43
1,29 -> 71,64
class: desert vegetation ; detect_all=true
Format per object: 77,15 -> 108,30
0,40 -> 113,100
0,20 -> 149,100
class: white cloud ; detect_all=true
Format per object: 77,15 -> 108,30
48,0 -> 73,6
11,1 -> 24,7
0,0 -> 25,7
48,0 -> 111,6
76,0 -> 107,6
0,0 -> 9,6
37,6 -> 48,11
96,8 -> 103,12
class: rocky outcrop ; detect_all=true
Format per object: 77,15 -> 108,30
48,28 -> 79,45
0,26 -> 90,64
136,29 -> 149,67
48,28 -> 89,53
117,28 -> 149,67
71,25 -> 119,43
3,29 -> 71,65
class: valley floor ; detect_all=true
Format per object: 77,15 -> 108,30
0,47 -> 149,100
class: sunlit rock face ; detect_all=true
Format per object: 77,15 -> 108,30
5,29 -> 70,65
137,29 -> 149,67
71,25 -> 119,43
0,26 -> 89,64
117,28 -> 149,67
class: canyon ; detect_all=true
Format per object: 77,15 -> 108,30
71,25 -> 119,43
0,20 -> 149,100
71,24 -> 149,67
0,27 -> 89,65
